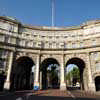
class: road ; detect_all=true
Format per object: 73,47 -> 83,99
0,89 -> 100,100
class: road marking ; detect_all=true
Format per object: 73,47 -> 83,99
67,91 -> 76,99
16,97 -> 23,100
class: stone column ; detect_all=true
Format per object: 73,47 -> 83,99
34,55 -> 40,89
4,51 -> 14,91
87,53 -> 95,92
60,55 -> 66,90
39,71 -> 42,89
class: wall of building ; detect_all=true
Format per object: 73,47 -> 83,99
0,16 -> 100,91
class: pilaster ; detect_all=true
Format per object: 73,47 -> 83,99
4,51 -> 14,91
87,53 -> 95,92
60,55 -> 66,90
34,54 -> 40,89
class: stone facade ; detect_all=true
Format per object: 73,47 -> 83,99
0,16 -> 100,91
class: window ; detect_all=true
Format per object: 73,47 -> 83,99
72,43 -> 76,48
92,39 -> 96,46
56,36 -> 59,39
9,25 -> 14,32
96,62 -> 100,71
5,35 -> 10,43
67,43 -> 71,48
26,41 -> 29,47
0,59 -> 5,68
94,52 -> 99,60
0,50 -> 8,69
33,42 -> 36,47
56,43 -> 59,48
64,43 -> 67,48
64,36 -> 67,38
60,43 -> 64,48
0,50 -> 8,58
49,43 -> 52,48
80,42 -> 84,48
41,42 -> 44,48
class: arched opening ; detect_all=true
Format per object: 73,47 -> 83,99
40,58 -> 60,90
95,76 -> 100,91
11,56 -> 35,91
65,58 -> 85,90
0,71 -> 6,91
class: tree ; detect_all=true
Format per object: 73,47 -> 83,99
47,65 -> 58,88
66,67 -> 80,85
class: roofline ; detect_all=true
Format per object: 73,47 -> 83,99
0,16 -> 21,24
1,16 -> 100,31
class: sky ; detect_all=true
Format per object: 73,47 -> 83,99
66,64 -> 78,73
0,0 -> 100,27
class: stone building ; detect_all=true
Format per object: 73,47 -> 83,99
0,16 -> 100,92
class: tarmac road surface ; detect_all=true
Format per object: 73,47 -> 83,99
0,89 -> 100,100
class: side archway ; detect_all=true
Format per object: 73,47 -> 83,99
11,56 -> 35,91
65,57 -> 85,90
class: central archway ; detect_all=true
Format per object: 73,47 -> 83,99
11,56 -> 35,91
65,58 -> 85,90
40,58 -> 60,90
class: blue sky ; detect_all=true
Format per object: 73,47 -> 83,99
0,0 -> 100,26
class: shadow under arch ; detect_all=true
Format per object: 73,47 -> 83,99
40,58 -> 60,90
95,76 -> 100,91
11,56 -> 35,91
65,57 -> 85,90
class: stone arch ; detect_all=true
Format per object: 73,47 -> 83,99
40,54 -> 61,65
92,72 -> 100,91
65,57 -> 85,90
40,57 -> 60,90
11,56 -> 35,91
15,52 -> 36,64
93,72 -> 100,80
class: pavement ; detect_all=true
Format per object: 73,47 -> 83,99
0,89 -> 100,100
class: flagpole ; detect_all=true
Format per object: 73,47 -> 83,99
52,0 -> 55,27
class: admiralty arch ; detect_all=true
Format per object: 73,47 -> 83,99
1,16 -> 100,92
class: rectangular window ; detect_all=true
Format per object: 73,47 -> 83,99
56,43 -> 59,48
92,40 -> 96,46
80,42 -> 84,48
33,42 -> 36,47
41,42 -> 44,48
96,62 -> 100,71
64,43 -> 67,48
49,43 -> 52,48
72,43 -> 76,48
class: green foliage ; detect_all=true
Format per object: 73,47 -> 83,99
48,66 -> 58,82
71,67 -> 80,79
66,67 -> 80,82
